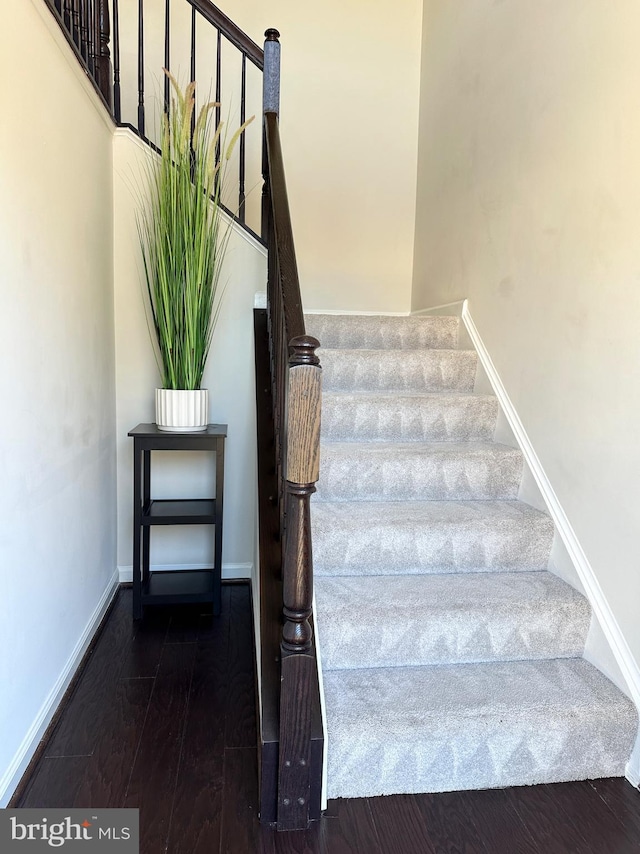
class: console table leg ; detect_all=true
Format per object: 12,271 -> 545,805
142,450 -> 151,584
133,440 -> 143,619
213,438 -> 225,616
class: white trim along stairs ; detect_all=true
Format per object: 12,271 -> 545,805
304,310 -> 638,800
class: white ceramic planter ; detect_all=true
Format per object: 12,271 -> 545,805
155,388 -> 209,432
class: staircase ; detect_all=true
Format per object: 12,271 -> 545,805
45,0 -> 638,820
306,312 -> 638,800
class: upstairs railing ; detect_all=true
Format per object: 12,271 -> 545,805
46,0 -> 264,240
46,0 -> 113,108
44,0 -> 323,831
261,32 -> 323,831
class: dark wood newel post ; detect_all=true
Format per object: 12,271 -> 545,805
277,335 -> 322,831
281,335 -> 320,652
281,482 -> 315,650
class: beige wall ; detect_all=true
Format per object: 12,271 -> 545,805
112,130 -> 266,580
0,0 -> 117,801
412,1 -> 640,670
117,0 -> 424,312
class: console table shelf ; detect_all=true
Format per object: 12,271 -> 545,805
141,569 -> 216,604
128,423 -> 227,619
142,499 -> 217,525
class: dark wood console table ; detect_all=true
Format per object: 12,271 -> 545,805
128,423 -> 227,619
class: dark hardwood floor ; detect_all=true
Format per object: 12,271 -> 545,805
12,585 -> 640,853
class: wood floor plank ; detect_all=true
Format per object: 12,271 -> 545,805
19,679 -> 153,810
220,747 -> 275,854
269,827 -> 317,854
119,601 -> 170,679
543,781 -> 640,853
165,612 -> 230,854
414,791 -> 490,854
315,799 -> 383,854
165,605 -> 208,644
124,642 -> 197,854
73,678 -> 155,808
589,778 -> 640,843
18,757 -> 89,808
225,585 -> 258,749
197,585 -> 232,642
455,788 -> 539,854
45,593 -> 135,757
509,782 -> 608,854
369,794 -> 437,854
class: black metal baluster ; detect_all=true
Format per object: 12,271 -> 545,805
215,29 -> 222,190
63,0 -> 72,33
113,0 -> 121,122
137,0 -> 145,136
54,0 -> 62,15
190,6 -> 196,139
190,7 -> 196,84
239,53 -> 247,222
79,0 -> 89,64
86,0 -> 94,77
71,0 -> 81,47
163,0 -> 170,115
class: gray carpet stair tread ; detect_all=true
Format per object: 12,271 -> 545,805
312,499 -> 554,575
305,313 -> 460,350
323,658 -> 638,798
316,571 -> 590,669
320,348 -> 477,392
312,312 -> 637,799
316,442 -> 523,501
321,391 -> 499,442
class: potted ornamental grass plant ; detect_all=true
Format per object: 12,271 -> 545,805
138,71 -> 253,431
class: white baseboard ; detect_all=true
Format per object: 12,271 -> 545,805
462,300 -> 640,782
411,299 -> 466,317
0,571 -> 120,806
303,309 -> 410,316
626,751 -> 640,788
311,590 -> 329,811
118,562 -> 252,582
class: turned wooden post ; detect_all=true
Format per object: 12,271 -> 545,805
281,336 -> 321,651
94,0 -> 113,108
277,334 -> 321,830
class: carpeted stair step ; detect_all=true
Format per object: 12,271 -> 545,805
312,500 -> 554,576
315,571 -> 590,669
320,348 -> 477,393
305,313 -> 460,350
323,658 -> 638,799
321,391 -> 499,442
311,312 -> 638,800
316,442 -> 523,502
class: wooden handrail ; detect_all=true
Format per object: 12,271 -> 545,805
264,112 -> 306,344
187,0 -> 264,69
261,33 -> 324,830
